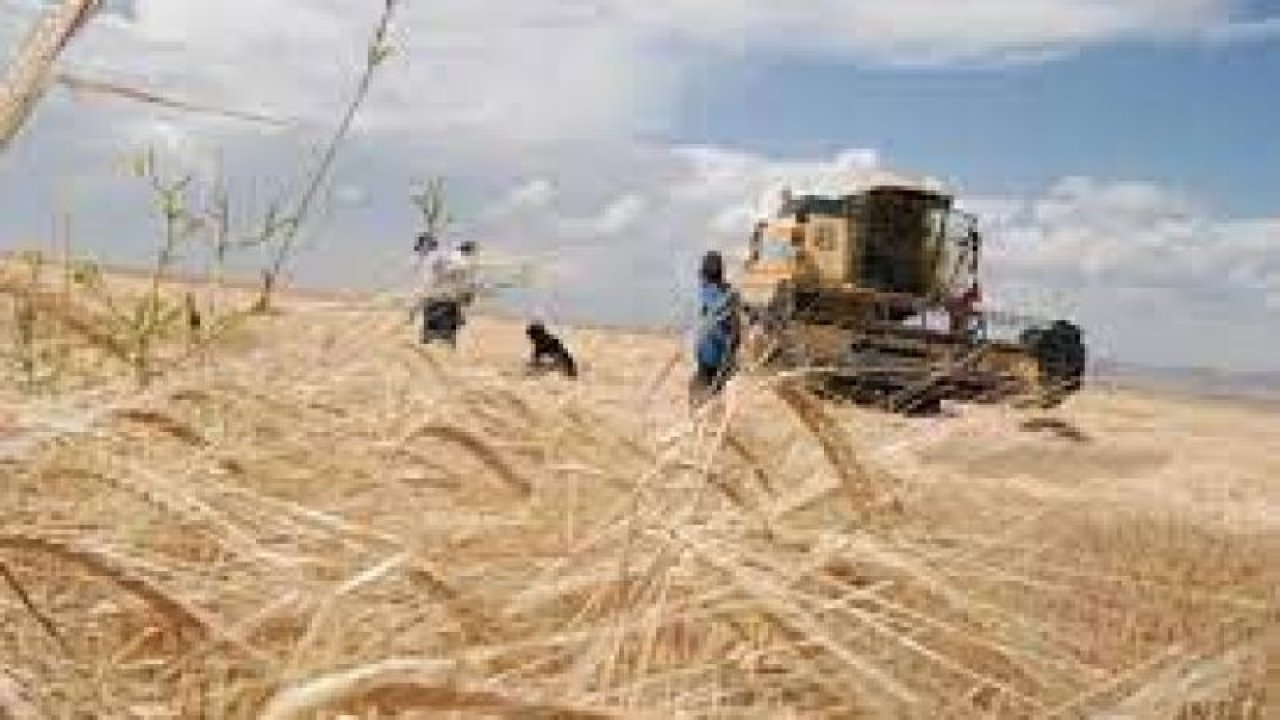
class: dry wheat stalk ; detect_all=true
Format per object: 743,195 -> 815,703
113,408 -> 207,447
257,658 -> 615,719
0,561 -> 68,654
774,379 -> 898,515
0,668 -> 42,720
0,276 -> 132,364
0,532 -> 209,636
403,423 -> 532,497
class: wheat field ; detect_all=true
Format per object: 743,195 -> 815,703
1,279 -> 1277,718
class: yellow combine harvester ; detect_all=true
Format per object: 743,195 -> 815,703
739,185 -> 1085,414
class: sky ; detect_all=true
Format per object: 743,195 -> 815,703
1,0 -> 1278,371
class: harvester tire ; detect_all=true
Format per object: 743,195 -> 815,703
1022,321 -> 1086,400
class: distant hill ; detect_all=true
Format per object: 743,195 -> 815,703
1091,358 -> 1280,407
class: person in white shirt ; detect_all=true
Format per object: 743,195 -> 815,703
418,240 -> 478,347
413,232 -> 438,259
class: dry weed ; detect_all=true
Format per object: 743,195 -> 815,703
0,533 -> 210,636
403,423 -> 532,497
774,379 -> 899,515
259,658 -> 618,720
0,668 -> 41,720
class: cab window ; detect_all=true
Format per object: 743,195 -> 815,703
760,238 -> 795,262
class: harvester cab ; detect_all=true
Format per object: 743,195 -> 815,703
739,185 -> 1085,413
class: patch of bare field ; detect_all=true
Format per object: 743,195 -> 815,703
1,279 -> 1276,717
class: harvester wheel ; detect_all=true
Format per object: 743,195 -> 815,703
1022,321 -> 1086,406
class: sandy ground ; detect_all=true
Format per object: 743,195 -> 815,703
0,287 -> 1276,717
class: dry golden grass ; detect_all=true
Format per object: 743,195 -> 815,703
0,276 -> 1276,718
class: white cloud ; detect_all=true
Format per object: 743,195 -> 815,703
669,146 -> 928,217
554,193 -> 648,239
334,182 -> 367,206
493,179 -> 556,215
1267,275 -> 1280,311
26,0 -> 1270,147
626,0 -> 1235,65
58,0 -> 671,143
987,177 -> 1280,298
1204,16 -> 1280,44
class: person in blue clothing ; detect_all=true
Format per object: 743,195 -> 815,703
690,250 -> 742,405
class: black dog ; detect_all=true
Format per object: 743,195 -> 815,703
526,323 -> 578,378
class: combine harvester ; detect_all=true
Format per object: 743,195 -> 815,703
1,0 -> 282,152
740,184 -> 1086,414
